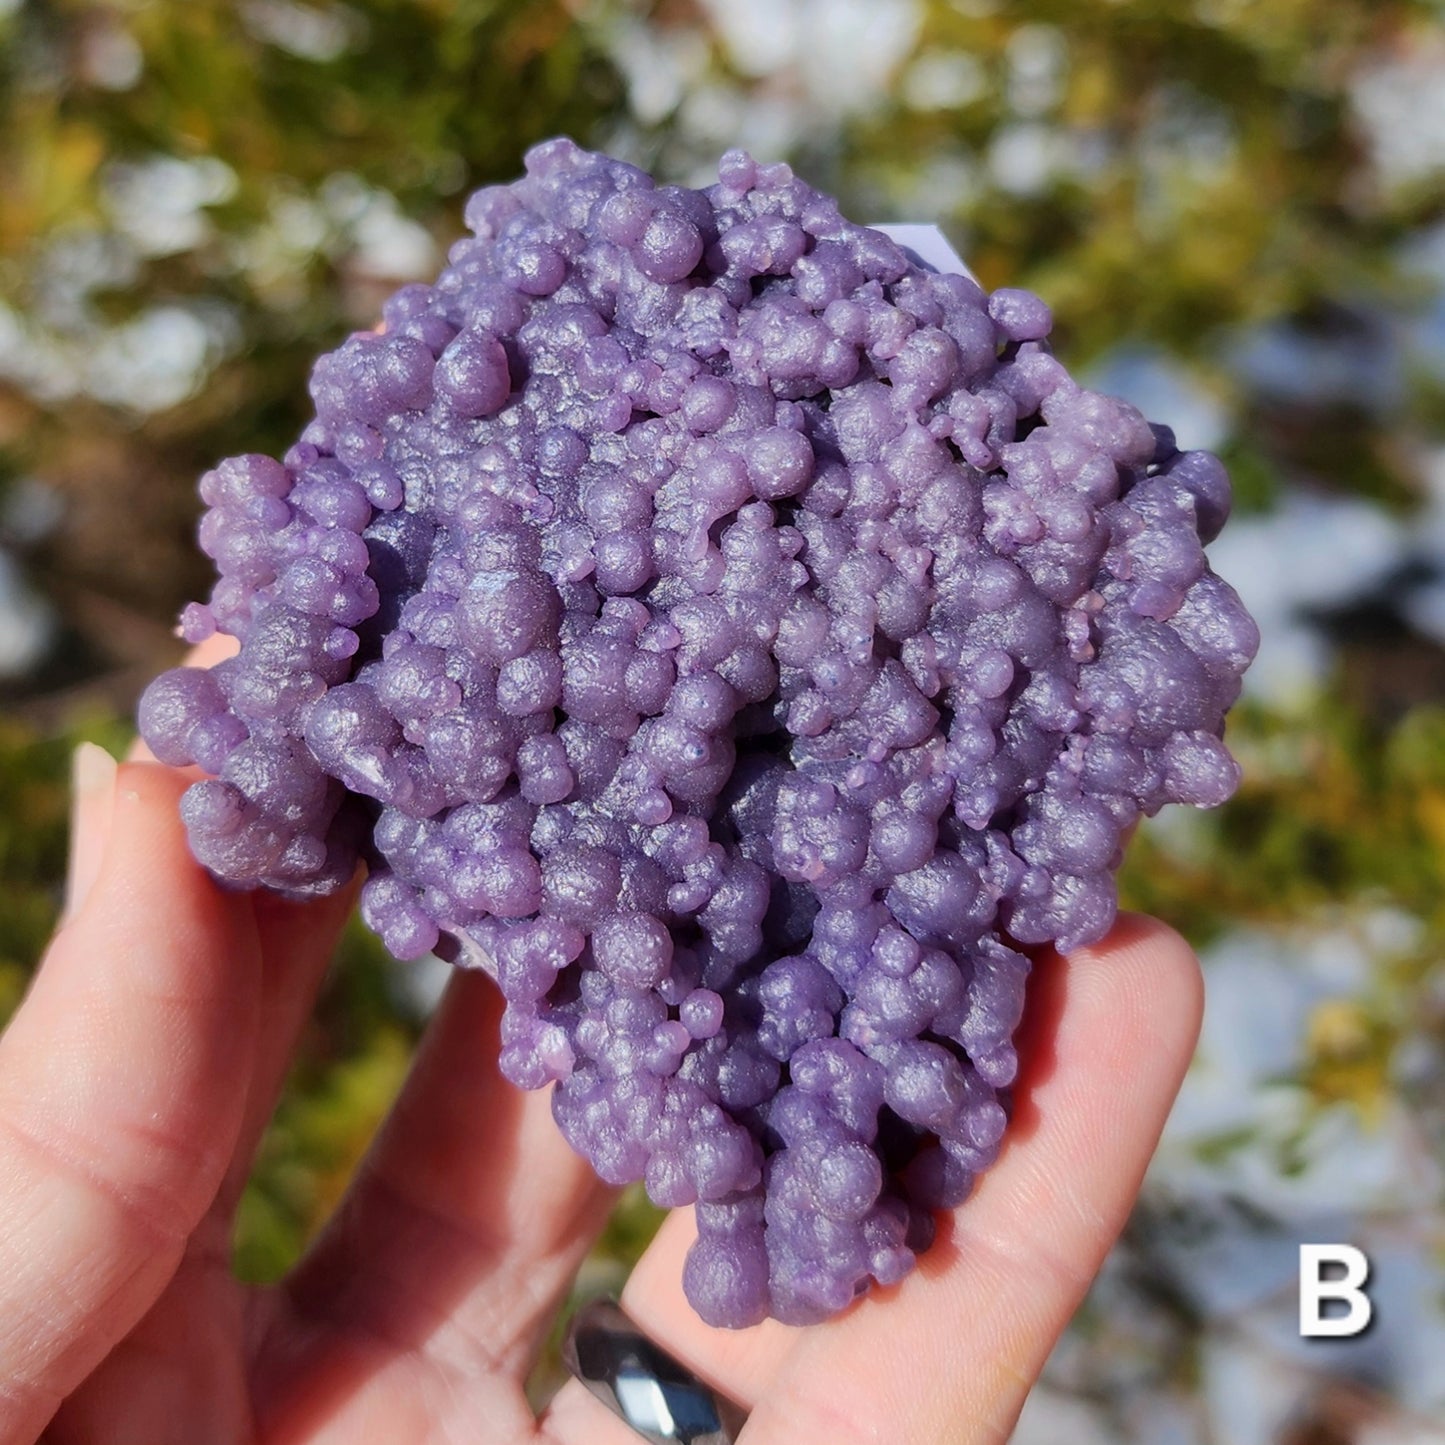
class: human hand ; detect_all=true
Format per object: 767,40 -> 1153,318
0,705 -> 1201,1445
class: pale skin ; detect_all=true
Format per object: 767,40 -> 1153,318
0,638 -> 1203,1445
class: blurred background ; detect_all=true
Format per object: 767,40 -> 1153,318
2,0 -> 1444,1438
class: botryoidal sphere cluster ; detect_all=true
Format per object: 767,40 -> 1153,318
140,139 -> 1257,1327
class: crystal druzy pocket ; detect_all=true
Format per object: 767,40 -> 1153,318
139,140 -> 1258,1328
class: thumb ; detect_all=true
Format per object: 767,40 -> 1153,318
0,762 -> 261,1443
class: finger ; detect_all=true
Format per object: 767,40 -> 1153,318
134,624 -> 348,1197
209,878 -> 362,1220
739,914 -> 1203,1445
0,763 -> 262,1442
60,743 -> 120,926
252,969 -> 616,1435
128,628 -> 353,1215
43,834 -> 358,1445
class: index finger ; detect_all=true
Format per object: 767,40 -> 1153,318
0,764 -> 263,1442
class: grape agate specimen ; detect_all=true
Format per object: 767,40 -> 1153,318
139,140 -> 1258,1328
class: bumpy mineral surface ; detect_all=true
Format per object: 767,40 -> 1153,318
139,139 -> 1258,1326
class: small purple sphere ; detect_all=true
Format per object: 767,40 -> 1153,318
139,139 -> 1258,1327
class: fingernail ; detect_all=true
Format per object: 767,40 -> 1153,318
62,742 -> 119,925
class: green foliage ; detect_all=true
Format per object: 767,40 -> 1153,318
849,0 -> 1431,334
0,0 -> 624,627
697,0 -> 1445,519
1122,695 -> 1445,937
1120,687 -> 1445,1139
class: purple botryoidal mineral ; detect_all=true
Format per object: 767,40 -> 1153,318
139,139 -> 1258,1327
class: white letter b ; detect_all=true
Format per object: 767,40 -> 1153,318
1299,1244 -> 1372,1338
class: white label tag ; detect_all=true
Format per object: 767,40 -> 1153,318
873,223 -> 976,283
